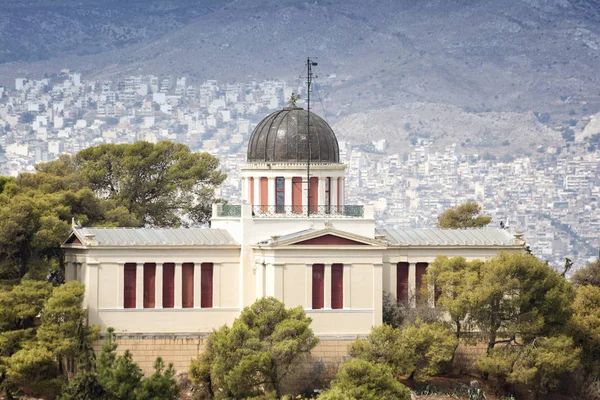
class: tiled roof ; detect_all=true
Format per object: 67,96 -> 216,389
72,227 -> 238,246
375,227 -> 519,246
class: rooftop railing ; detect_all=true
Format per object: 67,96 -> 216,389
214,204 -> 365,218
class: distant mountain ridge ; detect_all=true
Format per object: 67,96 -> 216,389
1,0 -> 600,123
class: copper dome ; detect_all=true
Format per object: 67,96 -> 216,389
247,107 -> 340,163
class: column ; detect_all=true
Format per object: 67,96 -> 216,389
136,263 -> 143,309
318,177 -> 327,210
373,263 -> 383,326
388,262 -> 397,300
174,262 -> 182,308
338,177 -> 345,207
86,263 -> 99,323
242,177 -> 248,203
255,262 -> 265,299
193,263 -> 201,308
253,177 -> 261,209
302,178 -> 309,208
265,263 -> 274,297
408,262 -> 417,308
331,177 -> 339,212
268,177 -> 276,207
213,263 -> 221,308
284,177 -> 293,210
273,264 -> 284,301
118,264 -> 124,308
305,264 -> 313,309
155,263 -> 163,309
343,264 -> 352,309
324,264 -> 332,309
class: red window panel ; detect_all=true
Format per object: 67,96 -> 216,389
143,263 -> 156,308
162,263 -> 175,308
260,177 -> 268,211
124,263 -> 136,309
331,264 -> 343,309
201,263 -> 213,308
309,177 -> 318,213
312,264 -> 324,309
292,177 -> 303,213
182,263 -> 194,308
397,262 -> 409,303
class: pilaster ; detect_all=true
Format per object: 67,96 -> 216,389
305,264 -> 313,309
174,263 -> 182,308
408,262 -> 417,308
213,263 -> 221,308
268,177 -> 276,207
343,264 -> 352,309
136,263 -> 143,309
118,264 -> 124,308
193,263 -> 201,308
284,177 -> 293,208
324,263 -> 332,309
155,263 -> 163,309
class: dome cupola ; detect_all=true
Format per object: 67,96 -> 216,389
247,107 -> 339,163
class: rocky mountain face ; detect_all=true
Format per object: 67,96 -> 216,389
1,0 -> 599,146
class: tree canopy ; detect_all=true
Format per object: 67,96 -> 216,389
0,141 -> 225,279
189,297 -> 319,399
437,202 -> 492,228
0,280 -> 98,398
74,141 -> 226,226
429,252 -> 574,352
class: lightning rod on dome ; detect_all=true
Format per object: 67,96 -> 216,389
300,57 -> 318,216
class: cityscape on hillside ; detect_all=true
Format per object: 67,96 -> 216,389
0,72 -> 597,270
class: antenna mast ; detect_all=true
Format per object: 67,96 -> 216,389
305,57 -> 317,216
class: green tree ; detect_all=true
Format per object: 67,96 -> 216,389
572,258 -> 600,287
437,202 -> 492,228
467,252 -> 574,352
97,328 -> 143,399
318,359 -> 411,400
479,335 -> 580,394
135,358 -> 179,400
189,297 -> 319,398
75,141 -> 226,226
428,256 -> 482,338
349,319 -> 457,381
36,281 -> 99,374
569,285 -> 600,370
0,281 -> 97,398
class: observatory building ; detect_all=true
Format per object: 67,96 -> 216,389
63,106 -> 524,372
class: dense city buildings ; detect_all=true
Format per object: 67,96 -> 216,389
0,72 -> 598,269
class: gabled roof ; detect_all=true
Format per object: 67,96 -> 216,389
256,227 -> 386,248
63,227 -> 238,247
375,227 -> 521,247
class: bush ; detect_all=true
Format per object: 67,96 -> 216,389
318,359 -> 411,400
189,297 -> 318,399
349,319 -> 457,381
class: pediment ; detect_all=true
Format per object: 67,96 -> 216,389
263,227 -> 385,248
293,234 -> 368,246
64,231 -> 83,245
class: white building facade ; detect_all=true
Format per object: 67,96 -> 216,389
63,106 -> 524,342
